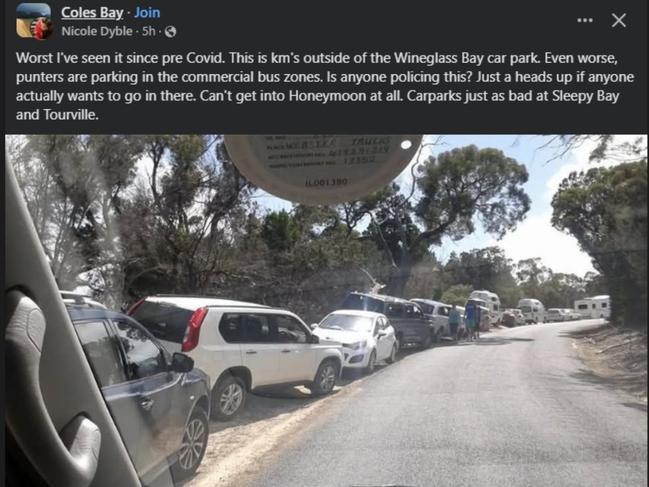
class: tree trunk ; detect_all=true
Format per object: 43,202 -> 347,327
385,252 -> 415,298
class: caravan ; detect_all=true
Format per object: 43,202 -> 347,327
468,290 -> 501,325
574,295 -> 611,319
516,298 -> 545,324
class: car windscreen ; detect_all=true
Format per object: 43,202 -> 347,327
319,314 -> 373,332
130,301 -> 193,343
340,294 -> 384,313
520,306 -> 532,313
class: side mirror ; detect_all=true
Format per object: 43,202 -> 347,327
309,323 -> 318,330
310,334 -> 320,344
171,353 -> 194,373
377,330 -> 386,338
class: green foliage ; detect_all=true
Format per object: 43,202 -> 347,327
415,145 -> 530,242
440,284 -> 474,306
552,160 -> 647,329
261,210 -> 301,253
14,135 -> 628,326
353,146 -> 530,296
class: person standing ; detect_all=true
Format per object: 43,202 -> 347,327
448,304 -> 461,341
464,302 -> 476,341
474,306 -> 482,340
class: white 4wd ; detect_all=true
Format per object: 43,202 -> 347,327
129,296 -> 343,421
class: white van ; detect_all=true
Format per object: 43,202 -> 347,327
516,298 -> 545,324
574,295 -> 611,319
469,290 -> 501,325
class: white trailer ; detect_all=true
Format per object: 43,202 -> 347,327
469,290 -> 501,325
516,298 -> 545,324
574,295 -> 611,319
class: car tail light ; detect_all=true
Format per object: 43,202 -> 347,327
181,307 -> 208,352
127,298 -> 144,315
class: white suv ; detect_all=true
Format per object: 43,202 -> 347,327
128,296 -> 343,421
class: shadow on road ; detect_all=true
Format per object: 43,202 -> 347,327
208,348 -> 421,434
557,323 -> 612,339
621,402 -> 647,412
451,336 -> 535,346
569,367 -> 648,407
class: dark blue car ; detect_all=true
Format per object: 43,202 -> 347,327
67,306 -> 211,484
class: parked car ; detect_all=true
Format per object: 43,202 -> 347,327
67,306 -> 210,483
312,310 -> 398,373
60,290 -> 107,309
128,295 -> 344,421
339,292 -> 433,349
501,309 -> 516,327
410,299 -> 451,340
502,308 -> 525,327
565,309 -> 582,321
546,308 -> 568,322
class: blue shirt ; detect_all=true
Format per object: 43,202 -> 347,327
465,304 -> 476,323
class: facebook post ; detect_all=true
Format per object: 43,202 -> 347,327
3,2 -> 648,487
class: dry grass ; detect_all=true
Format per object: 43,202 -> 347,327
573,324 -> 647,403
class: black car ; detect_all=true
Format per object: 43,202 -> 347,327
67,306 -> 211,484
339,292 -> 433,349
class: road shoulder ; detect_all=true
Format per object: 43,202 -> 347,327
570,323 -> 647,405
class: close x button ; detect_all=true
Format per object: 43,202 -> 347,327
611,12 -> 627,28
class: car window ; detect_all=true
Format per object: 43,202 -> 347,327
385,303 -> 404,318
242,314 -> 275,343
438,306 -> 450,317
130,300 -> 192,344
271,315 -> 308,343
411,305 -> 424,319
220,313 -> 247,343
319,314 -> 373,332
373,321 -> 381,336
74,321 -> 127,387
113,320 -> 167,380
341,294 -> 384,313
380,317 -> 390,329
415,302 -> 434,314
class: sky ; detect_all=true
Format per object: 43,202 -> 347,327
255,134 -> 647,278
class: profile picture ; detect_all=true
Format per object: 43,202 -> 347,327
16,3 -> 53,40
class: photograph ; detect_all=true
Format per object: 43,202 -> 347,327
5,133 -> 647,486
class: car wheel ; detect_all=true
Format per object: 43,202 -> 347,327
310,360 -> 339,395
172,406 -> 209,481
386,342 -> 398,364
211,375 -> 246,421
365,350 -> 377,375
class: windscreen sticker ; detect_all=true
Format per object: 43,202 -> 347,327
225,135 -> 422,204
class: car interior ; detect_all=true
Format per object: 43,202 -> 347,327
5,161 -> 142,486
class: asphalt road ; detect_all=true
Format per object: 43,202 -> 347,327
244,320 -> 647,487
